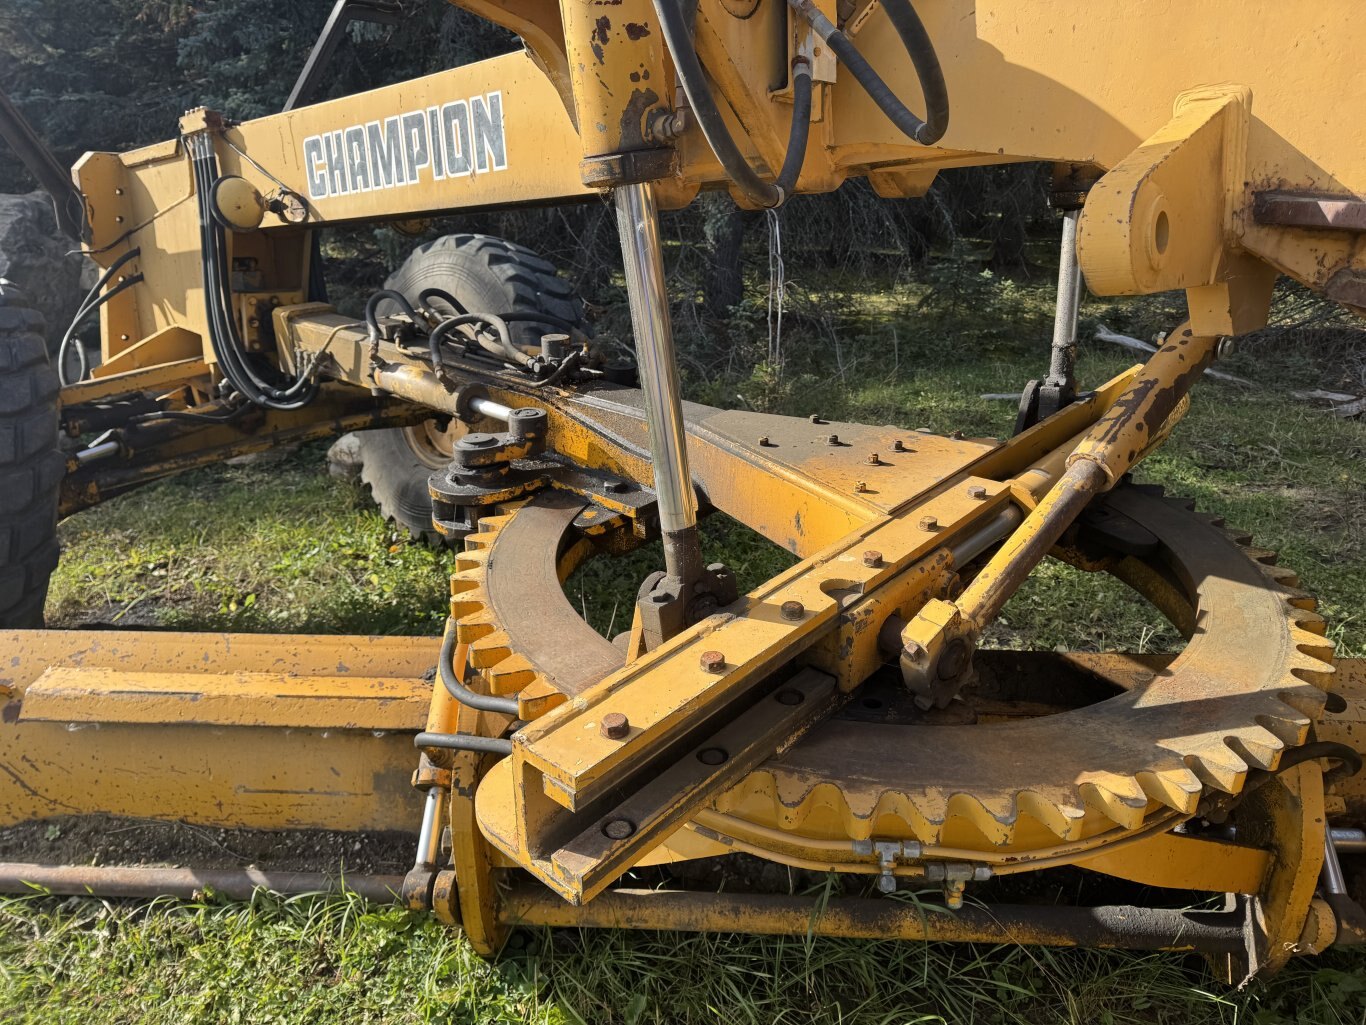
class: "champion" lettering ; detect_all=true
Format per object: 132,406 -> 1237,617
302,91 -> 507,201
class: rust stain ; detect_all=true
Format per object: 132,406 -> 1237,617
624,21 -> 651,39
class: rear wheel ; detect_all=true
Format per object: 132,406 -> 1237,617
0,286 -> 62,627
354,234 -> 587,543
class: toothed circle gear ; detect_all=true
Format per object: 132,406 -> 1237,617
713,487 -> 1333,850
451,483 -> 1334,857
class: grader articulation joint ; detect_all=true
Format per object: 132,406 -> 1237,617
1,0 -> 1365,984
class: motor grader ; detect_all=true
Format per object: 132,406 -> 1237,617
0,0 -> 1364,984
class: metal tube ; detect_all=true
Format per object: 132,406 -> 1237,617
0,863 -> 402,903
468,395 -> 513,422
75,440 -> 121,465
414,786 -> 448,870
949,506 -> 1024,566
1046,209 -> 1083,390
1324,833 -> 1349,895
500,886 -> 1247,953
614,181 -> 702,583
1332,827 -> 1366,854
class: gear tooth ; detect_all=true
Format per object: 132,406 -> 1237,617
1183,748 -> 1247,794
486,654 -> 539,694
1243,545 -> 1277,565
1255,711 -> 1311,747
946,793 -> 1015,846
1263,564 -> 1301,588
449,596 -> 485,620
1080,776 -> 1149,830
450,569 -> 483,594
1015,790 -> 1087,841
454,550 -> 488,573
1136,767 -> 1203,813
1278,682 -> 1331,718
455,611 -> 498,643
1282,588 -> 1317,611
469,630 -> 513,668
1224,726 -> 1285,771
517,677 -> 566,719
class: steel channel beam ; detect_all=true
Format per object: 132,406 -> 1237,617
501,886 -> 1249,953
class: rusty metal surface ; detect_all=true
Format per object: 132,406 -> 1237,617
0,863 -> 402,903
501,886 -> 1248,953
452,491 -> 624,700
1254,191 -> 1366,232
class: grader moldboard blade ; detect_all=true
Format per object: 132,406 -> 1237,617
1,0 -> 1365,987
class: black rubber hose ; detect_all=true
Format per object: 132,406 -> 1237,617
430,312 -> 527,368
787,0 -> 948,145
537,350 -> 582,388
652,0 -> 781,207
57,272 -> 144,386
417,287 -> 467,316
436,616 -> 520,715
364,289 -> 424,339
776,59 -> 813,195
414,731 -> 513,756
58,246 -> 142,385
1276,741 -> 1363,786
190,140 -> 317,409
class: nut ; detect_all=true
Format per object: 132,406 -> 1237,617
600,712 -> 629,740
780,600 -> 806,621
863,550 -> 883,568
966,485 -> 987,500
919,516 -> 939,531
699,650 -> 726,673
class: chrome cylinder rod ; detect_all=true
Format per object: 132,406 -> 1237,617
614,181 -> 702,583
1046,208 -> 1084,391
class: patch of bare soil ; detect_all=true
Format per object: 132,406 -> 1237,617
0,814 -> 414,874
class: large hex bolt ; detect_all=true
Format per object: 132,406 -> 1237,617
600,712 -> 630,740
699,650 -> 726,673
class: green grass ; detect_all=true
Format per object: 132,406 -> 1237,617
18,263 -> 1366,1022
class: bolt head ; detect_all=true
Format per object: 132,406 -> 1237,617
809,414 -> 821,423
863,550 -> 883,568
602,819 -> 635,840
758,435 -> 771,447
697,747 -> 728,766
892,439 -> 906,452
854,480 -> 868,493
903,640 -> 925,660
780,600 -> 806,621
600,712 -> 629,740
826,434 -> 840,446
699,650 -> 726,673
919,516 -> 939,531
604,480 -> 628,494
966,485 -> 987,500
775,688 -> 804,706
866,453 -> 880,465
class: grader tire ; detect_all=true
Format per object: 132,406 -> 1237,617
355,234 -> 587,544
0,288 -> 62,628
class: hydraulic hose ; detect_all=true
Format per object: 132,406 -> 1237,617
189,132 -> 317,410
414,731 -> 513,756
58,270 -> 144,386
436,616 -> 520,716
651,0 -> 813,208
787,0 -> 948,145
